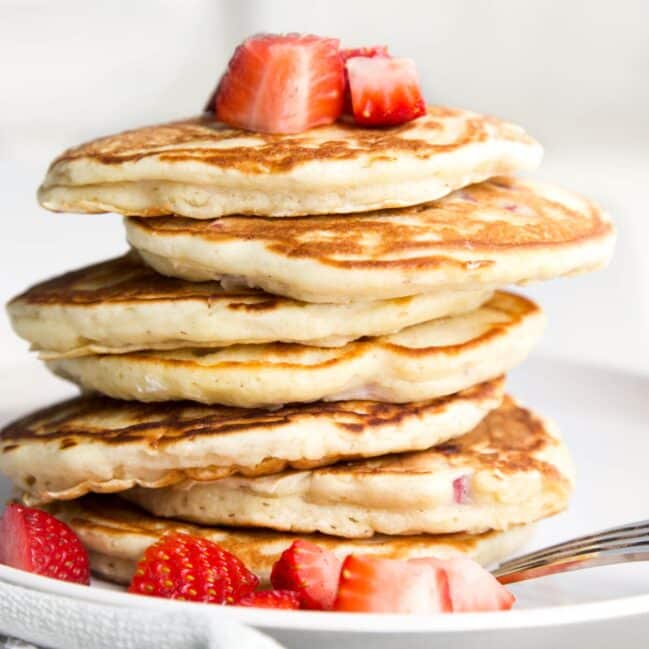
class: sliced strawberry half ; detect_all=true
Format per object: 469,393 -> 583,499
237,589 -> 301,609
270,540 -> 342,610
128,533 -> 259,603
333,555 -> 451,613
340,46 -> 390,113
412,557 -> 515,612
346,57 -> 426,127
0,504 -> 90,585
214,33 -> 344,134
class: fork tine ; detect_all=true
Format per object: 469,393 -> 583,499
495,521 -> 649,571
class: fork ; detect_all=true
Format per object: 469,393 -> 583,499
492,520 -> 649,584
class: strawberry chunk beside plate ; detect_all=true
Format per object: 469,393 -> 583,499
334,555 -> 452,613
271,540 -> 342,610
0,504 -> 90,585
413,557 -> 516,612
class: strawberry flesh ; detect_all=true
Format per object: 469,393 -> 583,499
128,533 -> 259,604
346,57 -> 426,126
270,540 -> 342,610
340,46 -> 390,113
334,555 -> 451,613
0,504 -> 90,585
237,589 -> 301,609
411,557 -> 515,612
215,33 -> 344,134
452,475 -> 471,504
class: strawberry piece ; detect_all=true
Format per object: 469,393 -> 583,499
340,46 -> 390,113
412,557 -> 515,612
341,45 -> 390,62
270,540 -> 342,610
346,57 -> 426,127
452,475 -> 471,504
0,504 -> 89,585
128,533 -> 259,604
334,555 -> 451,613
215,33 -> 344,134
237,589 -> 301,609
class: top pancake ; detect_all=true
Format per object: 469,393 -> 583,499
127,177 -> 616,303
37,107 -> 542,218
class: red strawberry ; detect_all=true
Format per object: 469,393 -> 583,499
0,504 -> 89,585
341,45 -> 390,62
237,589 -> 301,609
215,33 -> 344,134
340,45 -> 390,113
333,555 -> 451,613
128,533 -> 259,604
270,540 -> 342,610
412,557 -> 515,612
346,57 -> 426,126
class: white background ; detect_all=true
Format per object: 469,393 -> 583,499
0,0 -> 648,374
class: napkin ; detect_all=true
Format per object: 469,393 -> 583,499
0,578 -> 285,649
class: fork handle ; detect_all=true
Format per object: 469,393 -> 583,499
494,548 -> 649,584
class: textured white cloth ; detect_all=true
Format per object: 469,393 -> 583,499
0,577 -> 285,649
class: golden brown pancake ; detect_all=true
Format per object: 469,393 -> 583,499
47,495 -> 535,584
126,177 -> 616,303
37,107 -> 542,218
6,253 -> 492,356
125,397 -> 575,537
44,292 -> 545,407
0,378 -> 504,504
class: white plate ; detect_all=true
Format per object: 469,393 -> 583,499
1,357 -> 648,648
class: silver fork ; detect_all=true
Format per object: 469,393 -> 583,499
492,520 -> 649,584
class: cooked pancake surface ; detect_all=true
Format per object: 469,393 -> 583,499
126,177 -> 615,302
126,397 -> 575,538
46,292 -> 544,407
38,107 -> 542,218
48,495 -> 534,584
0,378 -> 504,503
7,254 -> 492,356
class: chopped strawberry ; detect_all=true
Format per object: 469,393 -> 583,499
128,533 -> 259,604
237,589 -> 301,609
334,555 -> 451,613
452,475 -> 471,504
412,557 -> 515,612
214,33 -> 344,134
340,45 -> 390,113
341,45 -> 390,62
346,57 -> 426,127
270,540 -> 342,610
0,504 -> 89,585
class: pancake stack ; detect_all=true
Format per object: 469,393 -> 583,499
1,106 -> 615,585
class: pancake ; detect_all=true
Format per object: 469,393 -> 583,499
125,397 -> 574,538
45,292 -> 544,408
47,495 -> 535,584
126,177 -> 615,303
0,378 -> 504,504
6,254 -> 492,357
37,107 -> 542,219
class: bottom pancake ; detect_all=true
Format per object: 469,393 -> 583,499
47,495 -> 534,585
124,397 -> 575,538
